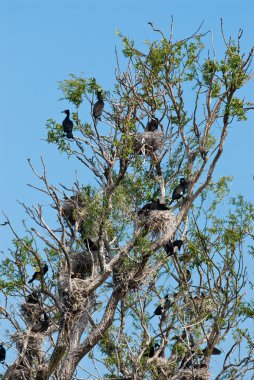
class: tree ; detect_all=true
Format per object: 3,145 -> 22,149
1,21 -> 254,380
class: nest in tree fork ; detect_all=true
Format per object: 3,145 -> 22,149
138,210 -> 177,237
134,131 -> 164,155
59,268 -> 97,312
70,250 -> 99,279
62,194 -> 87,230
178,367 -> 211,380
12,331 -> 44,367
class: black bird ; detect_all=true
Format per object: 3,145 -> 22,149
169,178 -> 189,205
185,269 -> 191,283
26,291 -> 39,304
150,295 -> 172,319
203,346 -> 221,356
85,238 -> 98,253
144,343 -> 160,358
31,312 -> 50,333
146,117 -> 159,132
28,262 -> 48,284
138,199 -> 169,216
0,344 -> 6,363
61,110 -> 74,139
164,239 -> 183,256
93,91 -> 104,119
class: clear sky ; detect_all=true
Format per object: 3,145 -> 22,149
1,0 -> 254,377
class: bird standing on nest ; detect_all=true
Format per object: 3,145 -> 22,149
146,117 -> 159,132
138,199 -> 169,215
61,110 -> 74,139
26,291 -> 39,304
93,91 -> 104,119
28,262 -> 48,284
169,178 -> 189,205
31,312 -> 50,333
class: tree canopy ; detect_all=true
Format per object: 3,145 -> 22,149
1,21 -> 254,380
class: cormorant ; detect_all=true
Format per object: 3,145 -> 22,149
31,312 -> 50,333
164,239 -> 183,256
144,343 -> 160,358
138,199 -> 169,216
28,262 -> 48,284
85,238 -> 98,253
146,117 -> 159,132
203,346 -> 221,356
93,91 -> 104,119
150,295 -> 172,319
0,344 -> 6,363
169,178 -> 189,205
26,291 -> 39,304
61,110 -> 74,139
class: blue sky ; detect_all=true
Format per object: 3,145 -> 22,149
1,0 -> 254,377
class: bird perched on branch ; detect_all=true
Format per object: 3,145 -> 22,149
164,239 -> 183,256
169,178 -> 189,205
144,343 -> 160,358
31,312 -> 50,333
61,110 -> 74,139
93,91 -> 104,119
28,262 -> 48,284
146,117 -> 159,132
0,344 -> 6,363
150,294 -> 172,319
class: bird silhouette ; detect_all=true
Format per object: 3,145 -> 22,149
26,291 -> 39,304
138,199 -> 169,216
85,238 -> 98,252
169,178 -> 189,205
28,263 -> 48,284
144,343 -> 160,358
0,344 -> 6,363
93,91 -> 104,119
31,312 -> 50,333
164,239 -> 183,256
202,346 -> 221,356
146,117 -> 159,132
150,295 -> 172,319
61,110 -> 74,138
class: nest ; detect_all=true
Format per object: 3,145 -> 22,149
70,250 -> 98,279
62,194 -> 86,229
178,367 -> 210,380
59,269 -> 97,313
138,210 -> 177,237
12,331 -> 44,367
134,131 -> 164,155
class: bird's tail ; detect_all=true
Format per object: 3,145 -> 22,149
28,278 -> 33,284
149,314 -> 155,320
168,199 -> 174,206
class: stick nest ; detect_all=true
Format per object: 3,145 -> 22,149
138,210 -> 177,237
134,131 -> 164,155
62,194 -> 87,230
178,367 -> 210,380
